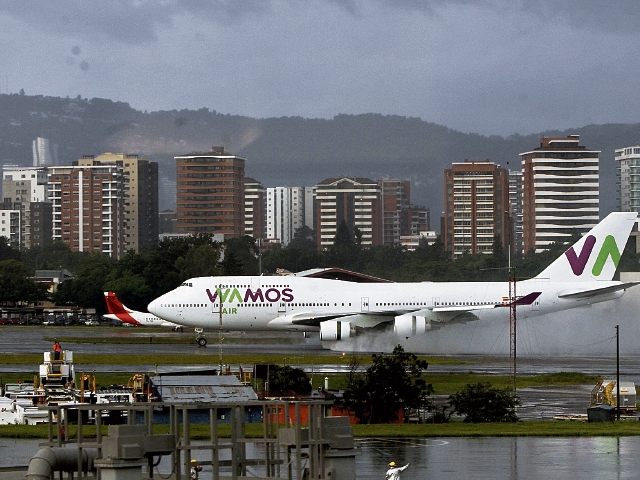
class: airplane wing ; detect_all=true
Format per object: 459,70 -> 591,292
269,293 -> 544,329
557,282 -> 640,300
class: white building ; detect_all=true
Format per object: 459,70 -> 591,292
521,136 -> 599,253
32,137 -> 57,166
0,209 -> 20,246
2,167 -> 51,248
266,187 -> 306,245
615,145 -> 640,213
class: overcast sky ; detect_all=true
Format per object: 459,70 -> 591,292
1,1 -> 639,136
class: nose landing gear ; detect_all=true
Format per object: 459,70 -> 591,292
195,328 -> 207,347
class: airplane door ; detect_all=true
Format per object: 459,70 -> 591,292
251,277 -> 261,289
361,297 -> 369,312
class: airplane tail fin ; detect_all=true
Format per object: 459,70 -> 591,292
103,291 -> 130,315
534,212 -> 637,282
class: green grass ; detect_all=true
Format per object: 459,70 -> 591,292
3,420 -> 640,440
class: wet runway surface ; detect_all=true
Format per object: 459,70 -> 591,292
3,325 -> 639,420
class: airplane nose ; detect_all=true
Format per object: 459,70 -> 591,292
148,299 -> 158,315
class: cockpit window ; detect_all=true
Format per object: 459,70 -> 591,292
180,282 -> 193,287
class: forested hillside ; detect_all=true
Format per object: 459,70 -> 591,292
1,93 -> 638,217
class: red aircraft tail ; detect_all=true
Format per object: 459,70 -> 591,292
103,292 -> 141,325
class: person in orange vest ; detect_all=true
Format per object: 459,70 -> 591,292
52,339 -> 62,360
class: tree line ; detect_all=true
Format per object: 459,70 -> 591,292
0,222 -> 638,314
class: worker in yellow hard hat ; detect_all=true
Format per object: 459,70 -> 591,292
190,458 -> 202,479
386,460 -> 411,480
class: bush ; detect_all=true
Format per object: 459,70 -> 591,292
449,382 -> 520,423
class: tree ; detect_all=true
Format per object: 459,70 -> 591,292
0,259 -> 44,306
448,382 -> 520,423
268,365 -> 312,395
343,345 -> 432,424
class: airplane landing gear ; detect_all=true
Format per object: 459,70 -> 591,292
195,328 -> 207,347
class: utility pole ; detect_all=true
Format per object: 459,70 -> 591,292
218,299 -> 223,375
509,269 -> 517,391
616,324 -> 620,421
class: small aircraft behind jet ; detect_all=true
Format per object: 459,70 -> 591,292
147,212 -> 639,347
104,292 -> 182,329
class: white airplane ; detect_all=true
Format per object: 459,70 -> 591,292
147,212 -> 639,347
103,292 -> 182,329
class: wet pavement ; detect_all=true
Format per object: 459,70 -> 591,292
4,436 -> 640,479
2,325 -> 639,420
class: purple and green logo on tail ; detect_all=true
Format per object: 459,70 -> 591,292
565,235 -> 621,277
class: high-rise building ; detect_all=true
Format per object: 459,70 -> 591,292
175,146 -> 245,237
443,160 -> 509,260
32,137 -> 57,166
407,206 -> 430,236
2,166 -> 52,249
379,179 -> 411,245
0,209 -> 20,247
77,153 -> 158,253
266,187 -> 306,245
615,145 -> 640,213
48,165 -> 125,259
314,177 -> 381,249
508,170 -> 523,256
521,135 -> 599,253
244,178 -> 265,240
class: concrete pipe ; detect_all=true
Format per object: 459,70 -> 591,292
26,447 -> 98,479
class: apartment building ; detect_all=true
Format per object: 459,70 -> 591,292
244,178 -> 265,240
521,135 -> 599,253
77,153 -> 158,253
379,179 -> 411,245
48,165 -> 125,259
175,146 -> 245,237
314,177 -> 381,249
508,170 -> 523,256
2,166 -> 52,249
443,160 -> 509,260
266,186 -> 305,245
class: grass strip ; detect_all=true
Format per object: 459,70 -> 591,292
3,420 -> 640,440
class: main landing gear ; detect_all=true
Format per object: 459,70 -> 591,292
195,328 -> 207,347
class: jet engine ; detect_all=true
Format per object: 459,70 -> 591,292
319,320 -> 353,341
394,314 -> 430,338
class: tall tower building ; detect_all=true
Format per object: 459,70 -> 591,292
244,178 -> 265,240
48,165 -> 125,258
2,166 -> 52,249
508,170 -> 523,256
77,153 -> 159,253
32,137 -> 57,166
443,160 -> 509,260
266,186 -> 305,245
521,135 -> 599,253
175,146 -> 245,237
314,177 -> 381,249
615,145 -> 640,213
379,179 -> 411,245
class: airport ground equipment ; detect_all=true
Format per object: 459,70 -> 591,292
590,380 -> 637,414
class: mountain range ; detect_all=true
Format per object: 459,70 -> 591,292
1,93 -> 638,224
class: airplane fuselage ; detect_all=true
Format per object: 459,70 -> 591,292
148,275 -> 623,333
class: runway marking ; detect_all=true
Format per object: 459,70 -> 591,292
358,438 -> 449,448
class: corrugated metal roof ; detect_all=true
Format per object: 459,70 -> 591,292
153,375 -> 258,403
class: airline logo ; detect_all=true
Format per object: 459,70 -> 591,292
206,287 -> 294,304
565,234 -> 621,277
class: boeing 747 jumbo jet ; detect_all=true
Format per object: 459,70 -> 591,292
147,212 -> 639,347
104,292 -> 181,329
